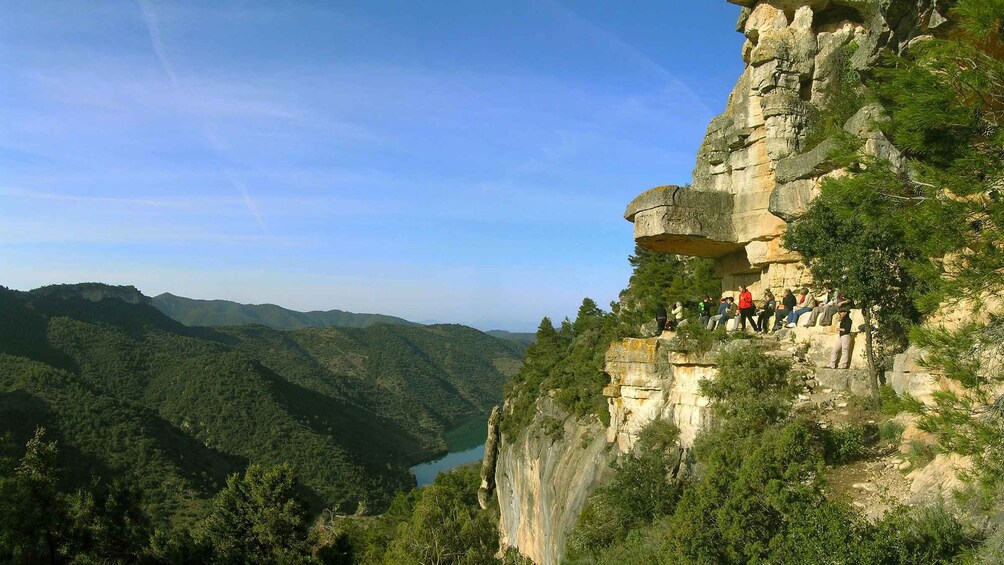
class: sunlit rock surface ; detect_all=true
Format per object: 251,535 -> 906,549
627,0 -> 947,296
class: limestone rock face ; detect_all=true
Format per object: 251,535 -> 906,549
603,337 -> 716,450
477,406 -> 501,510
628,0 -> 945,297
495,399 -> 614,565
496,337 -> 722,564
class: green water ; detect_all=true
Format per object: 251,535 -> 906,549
443,414 -> 489,452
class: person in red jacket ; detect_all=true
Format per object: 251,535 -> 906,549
738,285 -> 758,332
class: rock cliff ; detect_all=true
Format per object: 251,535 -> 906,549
492,2 -> 962,563
494,398 -> 614,565
627,0 -> 950,296
28,283 -> 150,304
603,337 -> 716,450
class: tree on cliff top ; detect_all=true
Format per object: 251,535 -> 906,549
785,0 -> 1004,399
783,163 -> 928,397
617,246 -> 720,327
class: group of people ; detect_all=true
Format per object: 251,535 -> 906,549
697,286 -> 852,334
656,286 -> 858,369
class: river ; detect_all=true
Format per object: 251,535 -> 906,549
411,443 -> 486,487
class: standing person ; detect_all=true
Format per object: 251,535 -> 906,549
829,309 -> 855,369
655,303 -> 668,335
757,291 -> 776,334
669,301 -> 685,330
774,289 -> 796,331
738,285 -> 758,332
698,295 -> 715,327
786,288 -> 815,327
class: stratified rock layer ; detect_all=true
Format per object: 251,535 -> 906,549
478,406 -> 501,510
604,338 -> 716,450
627,0 -> 947,296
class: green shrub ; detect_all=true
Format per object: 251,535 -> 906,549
568,422 -> 685,559
700,343 -> 797,435
671,322 -> 728,356
861,505 -> 981,563
821,424 -> 868,465
880,419 -> 906,443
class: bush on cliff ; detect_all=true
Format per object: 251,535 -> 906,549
318,463 -> 503,565
567,421 -> 684,559
566,346 -> 979,564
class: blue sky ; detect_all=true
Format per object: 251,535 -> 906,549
0,1 -> 744,331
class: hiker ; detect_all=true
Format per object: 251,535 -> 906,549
821,291 -> 853,326
785,288 -> 815,327
698,295 -> 716,327
656,303 -> 668,334
773,289 -> 796,331
738,285 -> 758,332
803,287 -> 831,327
668,301 -> 685,330
757,290 -> 776,334
828,309 -> 855,369
710,296 -> 736,330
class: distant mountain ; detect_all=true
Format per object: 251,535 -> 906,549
152,292 -> 419,329
486,330 -> 537,346
0,283 -> 523,523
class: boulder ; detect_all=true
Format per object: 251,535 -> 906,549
814,367 -> 872,395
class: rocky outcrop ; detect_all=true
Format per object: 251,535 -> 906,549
495,337 -> 726,564
28,283 -> 149,304
627,0 -> 949,297
496,3 -> 963,563
603,337 -> 717,450
495,399 -> 614,565
478,406 -> 501,510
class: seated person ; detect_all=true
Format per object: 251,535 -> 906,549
668,301 -> 685,330
785,288 -> 815,327
707,296 -> 735,330
757,291 -> 776,334
773,288 -> 796,331
803,287 -> 831,327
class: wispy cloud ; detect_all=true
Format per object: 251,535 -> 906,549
0,186 -> 200,208
538,0 -> 712,115
230,178 -> 265,229
133,0 -> 267,230
135,0 -> 178,88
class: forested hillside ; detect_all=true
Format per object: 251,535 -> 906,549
152,293 -> 419,329
0,284 -> 522,527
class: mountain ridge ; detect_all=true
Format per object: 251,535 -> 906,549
0,283 -> 524,523
152,292 -> 420,330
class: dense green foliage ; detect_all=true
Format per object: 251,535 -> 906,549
616,246 -> 720,331
0,429 -> 152,564
315,464 -> 530,565
500,303 -> 621,438
566,344 -> 980,564
152,293 -> 419,330
484,330 -> 537,347
784,0 -> 1004,491
0,284 -> 522,525
785,0 -> 1004,393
